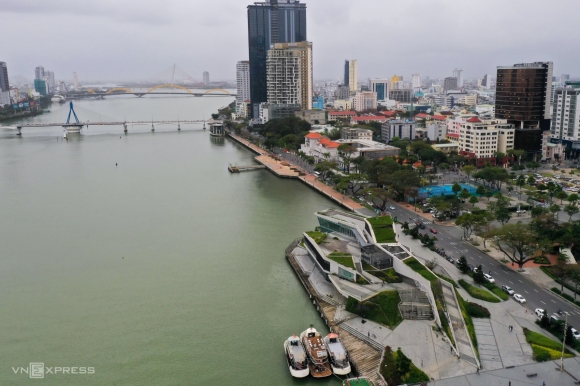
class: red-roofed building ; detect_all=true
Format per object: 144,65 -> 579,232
328,110 -> 357,121
380,110 -> 397,117
466,117 -> 482,123
350,115 -> 387,124
305,132 -> 322,139
432,115 -> 447,121
415,113 -> 430,119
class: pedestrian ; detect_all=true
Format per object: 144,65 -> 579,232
543,382 -> 545,386
421,358 -> 423,367
476,368 -> 480,375
525,309 -> 527,313
508,382 -> 511,386
450,346 -> 453,353
489,270 -> 491,275
368,331 -> 370,338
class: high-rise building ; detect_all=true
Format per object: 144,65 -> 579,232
0,62 -> 9,92
203,71 -> 210,86
35,66 -> 45,80
247,0 -> 307,118
443,77 -> 458,91
266,41 -> 312,110
452,69 -> 464,87
496,61 -> 553,157
412,74 -> 422,89
335,85 -> 351,100
481,74 -> 491,89
370,79 -> 389,101
389,89 -> 412,103
343,60 -> 358,92
34,79 -> 47,96
45,71 -> 56,93
550,81 -> 580,150
73,72 -> 79,90
561,74 -> 570,82
390,75 -> 402,89
353,91 -> 377,112
236,61 -> 251,117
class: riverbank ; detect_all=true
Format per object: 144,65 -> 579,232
227,132 -> 366,213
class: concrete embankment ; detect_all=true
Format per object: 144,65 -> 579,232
227,133 -> 366,212
285,240 -> 383,384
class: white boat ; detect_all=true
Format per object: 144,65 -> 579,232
300,326 -> 332,378
51,95 -> 66,103
284,335 -> 309,378
324,332 -> 351,375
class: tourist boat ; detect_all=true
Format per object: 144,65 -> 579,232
208,122 -> 225,137
284,335 -> 309,378
300,326 -> 332,378
324,332 -> 351,375
51,95 -> 66,103
342,376 -> 376,386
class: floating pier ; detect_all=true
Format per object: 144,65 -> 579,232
228,164 -> 267,173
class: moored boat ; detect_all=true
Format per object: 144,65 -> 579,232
324,332 -> 351,375
284,335 -> 309,378
300,326 -> 332,378
342,376 -> 376,386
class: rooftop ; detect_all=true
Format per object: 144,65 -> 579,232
329,110 -> 357,116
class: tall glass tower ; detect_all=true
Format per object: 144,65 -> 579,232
247,0 -> 307,118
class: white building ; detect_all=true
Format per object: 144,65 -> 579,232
458,117 -> 515,159
353,91 -> 377,112
236,61 -> 250,117
475,104 -> 495,117
550,82 -> 580,153
369,79 -> 389,102
412,74 -> 422,89
267,41 -> 313,110
453,68 -> 464,88
427,122 -> 447,141
381,119 -> 416,141
333,98 -> 353,111
342,128 -> 373,141
203,71 -> 210,86
258,102 -> 270,124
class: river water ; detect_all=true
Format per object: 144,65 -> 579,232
0,93 -> 341,385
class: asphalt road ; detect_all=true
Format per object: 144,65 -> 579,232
386,201 -> 580,330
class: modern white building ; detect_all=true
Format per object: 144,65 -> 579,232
412,74 -> 422,89
342,128 -> 373,141
236,61 -> 251,117
381,119 -> 416,141
267,41 -> 313,110
203,71 -> 210,86
369,79 -> 389,102
458,117 -> 515,159
353,91 -> 377,112
475,104 -> 495,116
550,82 -> 580,151
427,122 -> 447,141
344,60 -> 358,92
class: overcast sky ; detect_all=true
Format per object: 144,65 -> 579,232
3,0 -> 579,83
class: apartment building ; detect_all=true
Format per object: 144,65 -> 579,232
458,117 -> 515,160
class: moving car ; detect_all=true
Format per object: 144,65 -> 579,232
571,328 -> 580,340
550,314 -> 560,323
430,228 -> 438,234
389,205 -> 395,210
513,294 -> 526,304
483,273 -> 495,283
535,308 -> 545,319
502,285 -> 515,295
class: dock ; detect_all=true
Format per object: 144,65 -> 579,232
228,164 -> 266,173
285,241 -> 383,385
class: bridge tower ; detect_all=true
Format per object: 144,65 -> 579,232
63,102 -> 84,133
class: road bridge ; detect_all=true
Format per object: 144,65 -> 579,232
66,86 -> 236,99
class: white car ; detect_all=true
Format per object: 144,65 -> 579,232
389,205 -> 395,210
517,210 -> 526,214
571,328 -> 580,340
483,273 -> 495,283
535,308 -> 546,319
513,294 -> 526,304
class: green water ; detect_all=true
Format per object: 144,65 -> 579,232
0,95 -> 341,385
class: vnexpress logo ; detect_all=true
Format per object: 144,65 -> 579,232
12,362 -> 95,378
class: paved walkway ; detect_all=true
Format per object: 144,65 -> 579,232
473,318 -> 502,370
299,174 -> 366,211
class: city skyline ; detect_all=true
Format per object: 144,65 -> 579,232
2,0 -> 580,82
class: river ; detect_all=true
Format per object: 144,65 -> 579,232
0,93 -> 341,385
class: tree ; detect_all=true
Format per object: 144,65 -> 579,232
473,265 -> 485,284
556,191 -> 568,204
337,143 -> 357,174
568,266 -> 580,301
425,257 -> 439,270
526,161 -> 541,172
468,195 -> 479,209
457,255 -> 469,273
456,213 -> 485,239
552,263 -> 575,293
527,176 -> 536,186
459,188 -> 471,210
476,185 -> 486,196
363,187 -> 391,212
462,165 -> 476,178
452,182 -> 462,197
336,174 -> 368,198
314,160 -> 337,183
568,193 -> 579,206
508,149 -> 526,165
395,348 -> 412,377
565,204 -> 579,222
490,223 -> 538,269
489,193 -> 511,225
549,204 -> 561,220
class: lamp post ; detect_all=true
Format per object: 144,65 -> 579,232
561,312 -> 569,371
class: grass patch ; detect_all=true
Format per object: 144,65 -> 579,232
438,275 -> 459,288
356,275 -> 369,285
345,291 -> 403,329
362,263 -> 403,283
305,231 -> 326,244
482,283 -> 510,300
533,255 -> 551,265
327,251 -> 355,269
379,346 -> 429,385
456,291 -> 479,358
523,328 -> 574,361
367,216 -> 396,243
458,279 -> 500,303
404,257 -> 437,281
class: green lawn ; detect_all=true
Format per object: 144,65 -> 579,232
458,279 -> 501,303
404,257 -> 437,281
305,231 -> 326,244
362,263 -> 403,283
346,291 -> 403,329
394,350 -> 430,384
367,216 -> 396,243
327,252 -> 355,269
482,283 -> 510,300
523,328 -> 574,361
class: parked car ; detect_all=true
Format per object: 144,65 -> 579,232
468,264 -> 475,272
550,314 -> 560,323
417,222 -> 426,229
446,256 -> 454,263
516,210 -> 526,214
571,328 -> 580,340
430,228 -> 438,234
513,294 -> 526,304
502,285 -> 515,295
483,273 -> 495,283
535,308 -> 546,319
389,205 -> 395,210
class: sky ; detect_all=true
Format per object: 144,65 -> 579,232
3,0 -> 580,84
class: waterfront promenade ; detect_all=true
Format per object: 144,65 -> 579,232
227,132 -> 366,212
